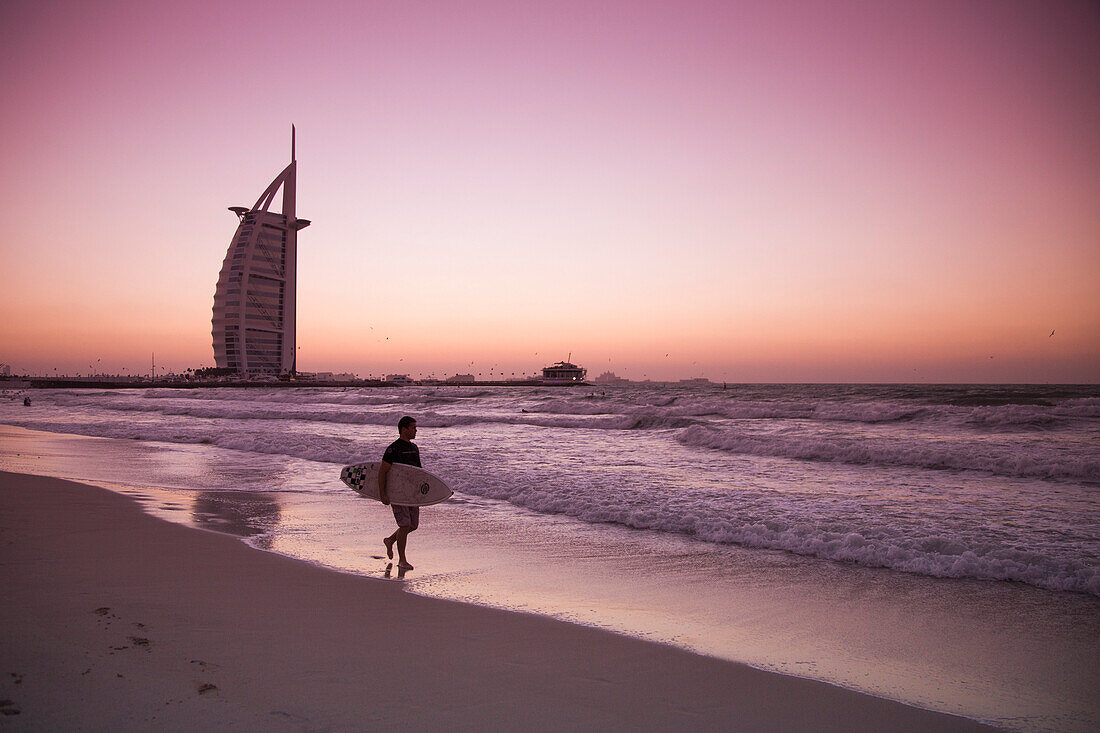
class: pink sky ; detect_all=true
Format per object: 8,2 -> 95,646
1,0 -> 1097,381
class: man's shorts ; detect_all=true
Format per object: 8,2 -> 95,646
391,504 -> 420,530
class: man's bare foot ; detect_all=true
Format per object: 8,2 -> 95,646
383,536 -> 394,560
398,559 -> 413,570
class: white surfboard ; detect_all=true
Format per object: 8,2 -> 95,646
340,461 -> 453,507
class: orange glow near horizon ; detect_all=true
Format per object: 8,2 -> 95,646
1,1 -> 1098,383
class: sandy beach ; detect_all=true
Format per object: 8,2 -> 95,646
0,470 -> 998,731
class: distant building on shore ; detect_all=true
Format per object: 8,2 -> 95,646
447,374 -> 476,384
211,128 -> 310,375
594,370 -> 628,385
299,372 -> 357,382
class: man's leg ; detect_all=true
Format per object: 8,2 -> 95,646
395,525 -> 412,565
383,526 -> 408,559
388,505 -> 417,569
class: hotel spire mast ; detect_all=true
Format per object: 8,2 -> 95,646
282,125 -> 298,374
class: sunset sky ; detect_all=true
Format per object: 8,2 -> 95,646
1,0 -> 1097,382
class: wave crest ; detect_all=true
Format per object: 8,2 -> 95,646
676,425 -> 1100,482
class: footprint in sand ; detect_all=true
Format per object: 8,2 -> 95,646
94,607 -> 121,628
190,660 -> 223,673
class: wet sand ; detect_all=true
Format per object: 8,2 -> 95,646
0,470 -> 996,731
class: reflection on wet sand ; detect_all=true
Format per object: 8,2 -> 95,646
383,562 -> 409,580
191,491 -> 281,548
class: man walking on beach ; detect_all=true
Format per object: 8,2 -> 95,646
379,416 -> 420,570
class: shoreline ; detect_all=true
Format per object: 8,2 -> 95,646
5,378 -> 582,389
2,420 -> 1097,731
0,470 -> 996,731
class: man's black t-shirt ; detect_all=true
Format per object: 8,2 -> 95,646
382,439 -> 421,468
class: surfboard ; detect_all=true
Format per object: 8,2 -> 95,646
340,461 -> 453,507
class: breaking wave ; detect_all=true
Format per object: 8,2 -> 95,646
676,425 -> 1100,482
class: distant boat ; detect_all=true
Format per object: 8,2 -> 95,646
541,361 -> 587,384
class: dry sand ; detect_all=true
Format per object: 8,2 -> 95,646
0,471 -> 996,731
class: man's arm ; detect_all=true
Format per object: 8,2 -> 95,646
377,460 -> 391,505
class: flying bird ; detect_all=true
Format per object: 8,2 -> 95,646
1049,329 -> 1055,337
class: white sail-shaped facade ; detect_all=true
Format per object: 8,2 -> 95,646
212,134 -> 310,374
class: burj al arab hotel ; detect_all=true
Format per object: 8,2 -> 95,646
212,129 -> 310,375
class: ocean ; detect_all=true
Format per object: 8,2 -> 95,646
1,383 -> 1097,731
